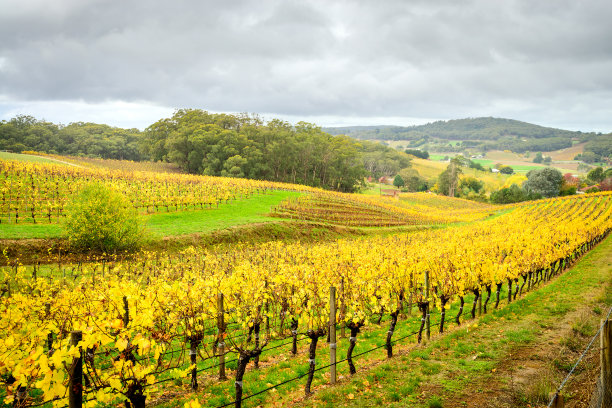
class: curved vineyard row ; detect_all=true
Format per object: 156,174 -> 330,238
271,191 -> 496,227
0,192 -> 611,407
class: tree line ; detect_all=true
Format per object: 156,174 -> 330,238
0,115 -> 143,161
0,111 -> 412,193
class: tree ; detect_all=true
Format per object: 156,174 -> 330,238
532,152 -> 543,163
399,168 -> 428,192
458,177 -> 484,194
599,177 -> 612,191
437,158 -> 463,196
523,168 -> 563,198
404,149 -> 429,159
64,183 -> 145,252
587,167 -> 605,183
490,184 -> 537,204
393,174 -> 405,188
499,165 -> 514,174
468,160 -> 485,171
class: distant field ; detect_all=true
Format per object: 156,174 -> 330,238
411,157 -> 447,180
546,142 -> 585,161
482,151 -> 583,174
410,157 -> 509,191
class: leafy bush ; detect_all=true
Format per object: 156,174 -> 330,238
490,184 -> 541,204
64,183 -> 145,252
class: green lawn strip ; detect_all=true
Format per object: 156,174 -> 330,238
290,236 -> 612,408
470,159 -> 493,166
0,222 -> 63,239
0,191 -> 300,240
0,152 -> 62,164
145,190 -> 300,238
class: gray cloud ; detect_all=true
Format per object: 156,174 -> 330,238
1,0 -> 612,131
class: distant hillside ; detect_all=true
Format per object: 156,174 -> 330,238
324,117 -> 604,154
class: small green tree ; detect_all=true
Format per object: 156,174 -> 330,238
64,183 -> 145,252
393,174 -> 405,188
587,166 -> 605,183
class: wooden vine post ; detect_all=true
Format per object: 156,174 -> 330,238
548,392 -> 564,408
425,271 -> 430,341
69,331 -> 83,408
123,296 -> 129,328
340,278 -> 346,338
329,286 -> 337,384
217,293 -> 227,381
478,286 -> 482,316
601,318 -> 611,408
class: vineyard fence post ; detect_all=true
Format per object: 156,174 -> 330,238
601,318 -> 611,407
329,286 -> 337,384
69,331 -> 83,408
218,293 -> 227,381
123,296 -> 129,328
548,392 -> 564,408
45,303 -> 53,352
340,278 -> 346,338
425,271 -> 430,341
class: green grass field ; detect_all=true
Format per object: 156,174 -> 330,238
0,152 -> 62,164
146,190 -> 300,237
0,190 -> 301,240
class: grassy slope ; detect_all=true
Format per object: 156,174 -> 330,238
145,191 -> 300,238
0,152 -> 63,164
0,191 -> 300,239
289,235 -> 612,408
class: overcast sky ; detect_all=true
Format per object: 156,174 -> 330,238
1,0 -> 612,132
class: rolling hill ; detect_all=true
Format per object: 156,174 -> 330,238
324,117 -> 609,157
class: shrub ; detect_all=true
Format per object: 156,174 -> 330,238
64,182 -> 145,252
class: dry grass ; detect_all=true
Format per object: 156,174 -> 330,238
545,143 -> 586,161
